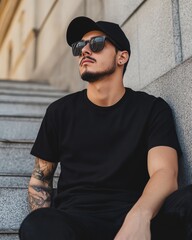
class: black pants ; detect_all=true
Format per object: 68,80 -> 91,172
19,185 -> 192,240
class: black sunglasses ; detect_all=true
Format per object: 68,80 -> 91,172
71,36 -> 118,56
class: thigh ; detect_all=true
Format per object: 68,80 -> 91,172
19,208 -> 89,240
151,184 -> 192,240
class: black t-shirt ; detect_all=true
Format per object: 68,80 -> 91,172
31,88 -> 181,208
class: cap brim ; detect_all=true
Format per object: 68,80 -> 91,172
66,16 -> 102,46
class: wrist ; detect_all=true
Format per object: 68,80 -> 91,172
125,205 -> 153,222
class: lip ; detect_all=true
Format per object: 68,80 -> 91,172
80,57 -> 96,66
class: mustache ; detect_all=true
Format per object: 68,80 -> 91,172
80,56 -> 96,65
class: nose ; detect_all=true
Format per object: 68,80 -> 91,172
81,42 -> 92,56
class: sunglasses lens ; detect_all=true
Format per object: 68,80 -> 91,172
72,36 -> 106,56
90,37 -> 105,52
72,41 -> 86,56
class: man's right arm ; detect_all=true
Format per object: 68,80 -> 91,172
28,157 -> 58,211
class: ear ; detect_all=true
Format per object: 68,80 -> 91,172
117,51 -> 129,66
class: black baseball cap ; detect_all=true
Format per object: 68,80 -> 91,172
66,16 -> 131,56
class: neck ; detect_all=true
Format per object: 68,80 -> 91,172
86,76 -> 125,107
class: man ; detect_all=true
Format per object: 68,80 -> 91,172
19,16 -> 191,240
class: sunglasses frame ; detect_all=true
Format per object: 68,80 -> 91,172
71,35 -> 119,56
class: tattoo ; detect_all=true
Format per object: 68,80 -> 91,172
32,158 -> 57,185
28,185 -> 52,211
28,158 -> 57,211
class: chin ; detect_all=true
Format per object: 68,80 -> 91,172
81,71 -> 99,82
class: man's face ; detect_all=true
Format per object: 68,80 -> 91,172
77,30 -> 118,82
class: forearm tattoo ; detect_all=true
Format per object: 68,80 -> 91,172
32,158 -> 56,184
28,158 -> 57,211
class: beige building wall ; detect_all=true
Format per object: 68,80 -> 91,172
1,0 -> 191,91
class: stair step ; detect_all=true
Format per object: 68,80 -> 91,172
0,175 -> 58,188
0,88 -> 65,98
0,142 -> 60,176
0,117 -> 41,142
0,188 -> 29,232
0,176 -> 30,188
0,103 -> 46,117
0,143 -> 34,175
0,80 -> 63,237
0,80 -> 62,92
0,94 -> 62,104
0,234 -> 19,240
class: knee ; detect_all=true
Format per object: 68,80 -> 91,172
19,208 -> 51,239
164,184 -> 192,219
175,184 -> 192,218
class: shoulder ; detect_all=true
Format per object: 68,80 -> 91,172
127,88 -> 170,111
46,90 -> 85,114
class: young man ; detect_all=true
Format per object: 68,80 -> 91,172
19,16 -> 191,240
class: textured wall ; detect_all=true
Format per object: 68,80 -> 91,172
144,57 -> 192,186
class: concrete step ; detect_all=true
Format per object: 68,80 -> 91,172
0,80 -> 63,239
0,88 -> 65,98
0,187 -> 59,234
0,142 -> 35,175
0,117 -> 41,142
0,142 -> 60,176
0,188 -> 29,233
0,176 -> 30,188
0,94 -> 62,105
0,234 -> 19,240
0,102 -> 47,117
0,175 -> 58,188
0,79 -> 63,92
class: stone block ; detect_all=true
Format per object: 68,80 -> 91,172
102,0 -> 145,24
179,0 -> 192,61
123,0 -> 176,90
143,57 -> 192,186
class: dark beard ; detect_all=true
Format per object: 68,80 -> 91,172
81,59 -> 116,83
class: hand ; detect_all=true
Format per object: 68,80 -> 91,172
114,210 -> 151,240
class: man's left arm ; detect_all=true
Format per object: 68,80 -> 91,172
114,145 -> 178,240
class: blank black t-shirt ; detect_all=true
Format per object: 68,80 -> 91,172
31,88 -> 181,209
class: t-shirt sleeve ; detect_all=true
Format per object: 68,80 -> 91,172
30,106 -> 59,162
146,97 -> 182,157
